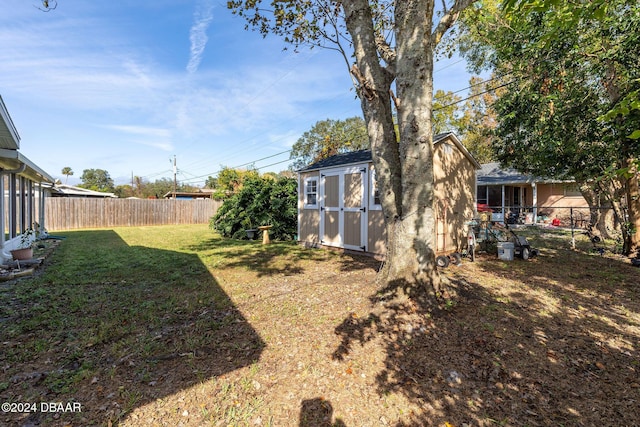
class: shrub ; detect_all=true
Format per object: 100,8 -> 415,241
210,176 -> 297,240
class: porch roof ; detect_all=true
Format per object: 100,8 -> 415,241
0,96 -> 20,150
0,96 -> 55,184
477,162 -> 535,186
477,162 -> 570,186
0,148 -> 55,184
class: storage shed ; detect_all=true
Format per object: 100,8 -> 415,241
297,132 -> 481,258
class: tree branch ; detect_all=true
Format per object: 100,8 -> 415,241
375,33 -> 396,73
432,0 -> 478,46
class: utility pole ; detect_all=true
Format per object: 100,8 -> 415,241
172,155 -> 177,199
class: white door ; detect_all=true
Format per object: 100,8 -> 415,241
319,166 -> 368,251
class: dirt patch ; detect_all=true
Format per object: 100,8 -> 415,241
1,228 -> 639,426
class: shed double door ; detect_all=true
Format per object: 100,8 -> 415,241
320,166 -> 368,251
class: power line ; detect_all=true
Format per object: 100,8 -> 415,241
172,59 -> 479,176
153,76 -> 514,185
179,149 -> 293,184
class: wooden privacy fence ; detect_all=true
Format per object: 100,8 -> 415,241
45,198 -> 222,231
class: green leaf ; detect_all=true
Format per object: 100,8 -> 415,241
628,130 -> 640,140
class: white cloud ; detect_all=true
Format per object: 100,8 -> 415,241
106,125 -> 171,139
106,125 -> 174,151
186,1 -> 215,74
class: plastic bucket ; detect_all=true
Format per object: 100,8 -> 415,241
497,242 -> 515,261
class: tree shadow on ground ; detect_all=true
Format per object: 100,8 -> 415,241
190,235 -> 380,278
0,230 -> 265,426
331,247 -> 640,426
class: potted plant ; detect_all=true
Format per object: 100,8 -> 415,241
10,228 -> 36,260
242,217 -> 258,240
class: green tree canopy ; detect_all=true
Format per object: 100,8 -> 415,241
114,178 -> 198,199
456,0 -> 640,254
212,167 -> 260,200
432,90 -> 462,135
456,75 -> 507,164
211,175 -> 297,241
61,167 -> 73,184
79,169 -> 115,193
289,117 -> 369,170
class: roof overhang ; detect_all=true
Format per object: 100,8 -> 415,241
0,96 -> 20,150
0,148 -> 55,184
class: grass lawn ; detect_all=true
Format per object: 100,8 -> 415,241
0,224 -> 638,426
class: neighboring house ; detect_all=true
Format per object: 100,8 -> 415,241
0,95 -> 55,261
162,189 -> 214,199
51,184 -> 117,198
297,132 -> 481,258
476,162 -> 589,224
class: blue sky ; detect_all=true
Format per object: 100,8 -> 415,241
1,0 -> 477,187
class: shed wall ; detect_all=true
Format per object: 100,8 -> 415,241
298,171 -> 320,247
298,136 -> 477,257
433,140 -> 476,254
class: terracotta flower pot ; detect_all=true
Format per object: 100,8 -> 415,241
11,247 -> 33,261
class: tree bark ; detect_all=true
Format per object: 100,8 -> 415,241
623,157 -> 640,256
603,59 -> 640,256
341,0 -> 474,299
580,183 -> 616,239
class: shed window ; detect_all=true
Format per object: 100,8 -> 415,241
304,178 -> 318,208
370,169 -> 382,210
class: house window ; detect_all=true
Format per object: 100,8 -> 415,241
370,168 -> 382,210
304,178 -> 318,208
564,184 -> 582,197
477,185 -> 488,205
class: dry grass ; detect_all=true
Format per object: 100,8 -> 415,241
1,224 -> 638,426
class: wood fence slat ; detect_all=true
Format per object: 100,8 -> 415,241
44,198 -> 221,231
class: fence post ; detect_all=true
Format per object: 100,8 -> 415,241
570,207 -> 575,250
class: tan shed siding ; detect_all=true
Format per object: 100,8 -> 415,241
323,211 -> 340,245
433,138 -> 476,254
343,211 -> 361,247
344,173 -> 362,207
367,210 -> 386,256
324,175 -> 339,207
298,171 -> 320,246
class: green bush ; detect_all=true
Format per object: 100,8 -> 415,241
210,176 -> 297,240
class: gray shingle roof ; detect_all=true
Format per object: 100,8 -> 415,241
477,162 -> 570,185
296,149 -> 372,172
476,162 -> 534,185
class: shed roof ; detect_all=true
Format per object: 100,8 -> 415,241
297,132 -> 481,172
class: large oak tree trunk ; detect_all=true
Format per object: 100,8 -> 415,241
343,0 -> 446,299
